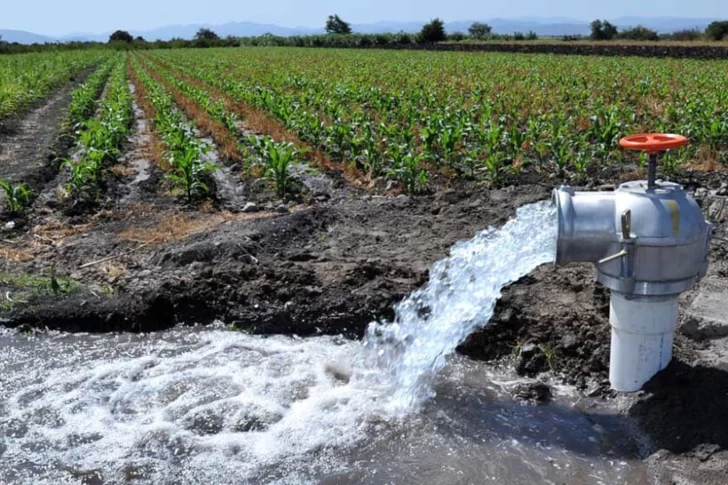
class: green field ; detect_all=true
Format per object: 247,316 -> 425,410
145,47 -> 728,190
1,47 -> 727,205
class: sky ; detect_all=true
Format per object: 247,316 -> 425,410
3,0 -> 727,36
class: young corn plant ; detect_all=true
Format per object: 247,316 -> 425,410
388,151 -> 428,194
462,148 -> 482,180
263,139 -> 298,197
61,56 -> 133,206
359,123 -> 383,177
547,129 -> 573,179
167,143 -> 217,203
68,60 -> 115,127
0,179 -> 32,214
588,105 -> 624,155
484,152 -> 505,186
661,150 -> 684,179
62,158 -> 99,203
133,58 -> 217,203
572,148 -> 592,183
439,123 -> 464,167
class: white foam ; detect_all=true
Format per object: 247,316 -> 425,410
353,201 -> 557,414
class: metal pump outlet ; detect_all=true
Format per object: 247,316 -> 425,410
552,134 -> 713,392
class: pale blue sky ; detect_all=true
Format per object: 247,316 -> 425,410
4,0 -> 727,36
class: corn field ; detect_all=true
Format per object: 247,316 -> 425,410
3,46 -> 728,207
0,50 -> 111,119
144,47 -> 728,190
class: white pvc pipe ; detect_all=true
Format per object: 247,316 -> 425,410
609,292 -> 679,392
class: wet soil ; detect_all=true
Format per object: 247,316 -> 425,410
1,76 -> 728,484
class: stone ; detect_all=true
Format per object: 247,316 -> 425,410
560,333 -> 578,350
708,198 -> 726,222
694,188 -> 709,200
513,382 -> 552,402
520,342 -> 537,358
498,308 -> 514,323
242,202 -> 259,213
682,287 -> 728,339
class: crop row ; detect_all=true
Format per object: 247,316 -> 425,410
68,57 -> 116,126
149,48 -> 728,189
63,55 -> 134,203
138,55 -> 311,197
1,55 -> 129,213
0,50 -> 112,119
130,56 -> 217,202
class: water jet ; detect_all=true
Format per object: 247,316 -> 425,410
553,134 -> 713,392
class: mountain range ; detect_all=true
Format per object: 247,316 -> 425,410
0,17 -> 717,44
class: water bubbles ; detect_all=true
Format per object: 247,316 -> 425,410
352,201 -> 557,414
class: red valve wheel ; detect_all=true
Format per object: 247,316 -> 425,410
619,133 -> 688,154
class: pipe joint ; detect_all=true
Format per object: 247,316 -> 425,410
553,181 -> 711,297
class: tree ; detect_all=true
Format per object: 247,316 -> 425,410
618,26 -> 659,41
195,28 -> 220,41
669,28 -> 702,41
325,15 -> 352,35
109,30 -> 133,43
705,21 -> 728,41
468,22 -> 492,39
420,18 -> 447,43
590,19 -> 618,40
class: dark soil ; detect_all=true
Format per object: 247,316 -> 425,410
4,183 -> 549,336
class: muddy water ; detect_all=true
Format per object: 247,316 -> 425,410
0,325 -> 649,485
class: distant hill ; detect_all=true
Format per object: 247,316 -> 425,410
0,17 -> 720,45
0,29 -> 57,44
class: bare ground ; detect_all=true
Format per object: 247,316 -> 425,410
0,72 -> 90,193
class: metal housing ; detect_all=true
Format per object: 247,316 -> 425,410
553,181 -> 712,297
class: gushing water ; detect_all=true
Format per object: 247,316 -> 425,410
352,201 -> 558,412
0,202 -> 558,484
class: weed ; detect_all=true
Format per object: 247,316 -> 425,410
0,179 -> 32,214
541,344 -> 559,372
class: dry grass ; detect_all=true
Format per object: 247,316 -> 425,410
0,245 -> 34,263
110,165 -> 137,177
99,261 -> 127,278
128,59 -> 169,171
141,60 -> 242,163
0,219 -> 99,263
683,145 -> 726,172
32,221 -> 96,248
117,211 -> 276,245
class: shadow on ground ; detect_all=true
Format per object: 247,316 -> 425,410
629,360 -> 728,454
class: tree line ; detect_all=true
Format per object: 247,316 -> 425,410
2,17 -> 728,55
